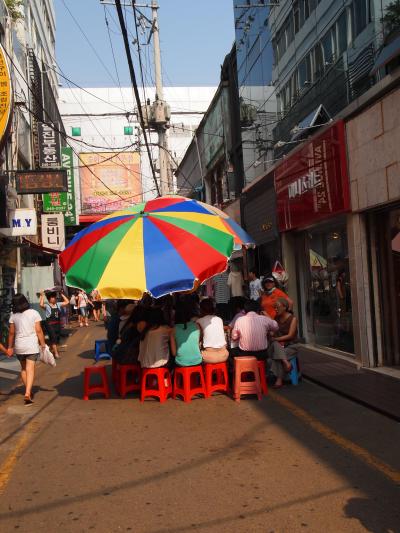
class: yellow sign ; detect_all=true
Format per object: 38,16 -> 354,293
0,44 -> 12,147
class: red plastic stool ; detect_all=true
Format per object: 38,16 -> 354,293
204,362 -> 229,398
112,358 -> 120,389
83,366 -> 110,400
117,364 -> 141,398
173,365 -> 206,403
140,367 -> 172,403
257,360 -> 268,395
233,357 -> 262,402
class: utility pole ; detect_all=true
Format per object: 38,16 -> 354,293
150,0 -> 172,195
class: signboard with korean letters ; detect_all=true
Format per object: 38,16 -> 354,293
38,122 -> 61,168
41,214 -> 65,251
0,208 -> 37,237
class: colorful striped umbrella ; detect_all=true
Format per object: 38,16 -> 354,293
59,196 -> 254,299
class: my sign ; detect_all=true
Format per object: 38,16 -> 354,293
41,214 -> 65,251
0,208 -> 37,236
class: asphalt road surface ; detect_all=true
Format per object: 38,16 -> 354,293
0,322 -> 399,533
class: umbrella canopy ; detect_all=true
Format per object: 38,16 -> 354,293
59,196 -> 254,299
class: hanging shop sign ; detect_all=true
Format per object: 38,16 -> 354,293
41,214 -> 65,251
0,44 -> 13,151
274,120 -> 350,232
42,147 -> 77,225
42,191 -> 67,213
62,147 -> 77,225
38,122 -> 61,168
0,208 -> 37,237
16,169 -> 68,194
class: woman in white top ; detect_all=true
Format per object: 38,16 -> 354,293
196,298 -> 229,363
7,294 -> 46,405
138,307 -> 171,368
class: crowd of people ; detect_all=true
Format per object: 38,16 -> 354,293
1,268 -> 299,405
105,271 -> 298,390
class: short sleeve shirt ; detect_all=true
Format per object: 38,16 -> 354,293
261,289 -> 290,319
9,309 -> 42,355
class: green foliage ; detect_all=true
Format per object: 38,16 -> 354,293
383,0 -> 400,34
5,0 -> 24,22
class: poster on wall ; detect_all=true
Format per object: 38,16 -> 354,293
41,214 -> 65,251
79,151 -> 141,214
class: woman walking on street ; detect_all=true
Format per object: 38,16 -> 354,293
39,290 -> 69,359
7,293 -> 46,405
77,290 -> 91,327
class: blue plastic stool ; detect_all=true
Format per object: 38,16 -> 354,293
94,339 -> 112,362
288,356 -> 300,385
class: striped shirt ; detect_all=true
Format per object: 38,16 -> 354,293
231,312 -> 279,351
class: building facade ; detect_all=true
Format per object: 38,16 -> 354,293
0,0 -> 65,341
59,85 -> 216,223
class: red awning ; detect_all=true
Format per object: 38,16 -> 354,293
79,214 -> 105,224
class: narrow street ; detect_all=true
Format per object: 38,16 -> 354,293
0,322 -> 399,533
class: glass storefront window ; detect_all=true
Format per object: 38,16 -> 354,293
304,221 -> 354,353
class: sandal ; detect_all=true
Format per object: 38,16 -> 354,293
24,396 -> 34,406
272,382 -> 284,389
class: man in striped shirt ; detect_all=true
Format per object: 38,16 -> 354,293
231,300 -> 284,360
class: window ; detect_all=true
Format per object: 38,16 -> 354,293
351,0 -> 368,39
304,222 -> 354,353
71,127 -> 81,136
298,53 -> 312,88
336,11 -> 348,56
293,0 -> 300,33
124,126 -> 133,135
313,43 -> 324,79
321,30 -> 333,64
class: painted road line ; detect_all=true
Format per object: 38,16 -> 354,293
0,420 -> 38,495
270,391 -> 400,485
0,370 -> 69,493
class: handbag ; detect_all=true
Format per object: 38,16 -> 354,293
39,345 -> 57,367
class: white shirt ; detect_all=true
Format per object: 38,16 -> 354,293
196,315 -> 226,349
78,293 -> 88,308
227,271 -> 244,297
138,326 -> 170,368
249,278 -> 262,300
9,309 -> 42,355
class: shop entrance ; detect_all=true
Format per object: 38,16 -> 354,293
298,218 -> 355,354
376,207 -> 400,366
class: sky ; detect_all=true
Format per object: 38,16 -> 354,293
54,0 -> 235,88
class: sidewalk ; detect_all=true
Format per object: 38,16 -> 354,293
298,346 -> 400,421
0,354 -> 21,397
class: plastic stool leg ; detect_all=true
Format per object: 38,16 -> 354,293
289,357 -> 299,386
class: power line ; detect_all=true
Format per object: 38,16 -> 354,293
60,0 -> 120,87
114,0 -> 160,196
103,5 -> 129,112
132,1 -> 156,183
4,48 -> 138,205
